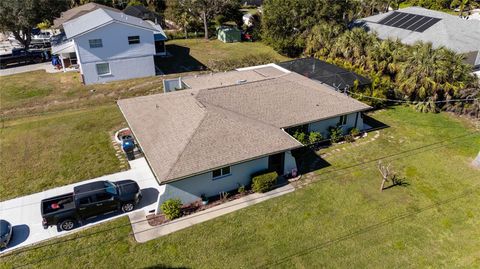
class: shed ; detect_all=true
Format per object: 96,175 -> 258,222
217,27 -> 241,43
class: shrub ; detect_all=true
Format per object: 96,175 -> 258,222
308,131 -> 324,144
349,127 -> 360,137
293,130 -> 308,145
238,185 -> 246,194
344,134 -> 355,143
252,171 -> 278,193
160,199 -> 182,220
328,126 -> 343,143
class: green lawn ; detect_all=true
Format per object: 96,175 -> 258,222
2,106 -> 479,268
0,105 -> 126,201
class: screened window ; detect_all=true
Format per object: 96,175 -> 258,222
96,63 -> 110,76
339,115 -> 347,126
89,39 -> 103,48
212,166 -> 231,179
128,36 -> 140,44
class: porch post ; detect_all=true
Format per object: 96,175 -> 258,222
59,55 -> 66,72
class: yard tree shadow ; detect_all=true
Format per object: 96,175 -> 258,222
382,175 -> 410,191
154,45 -> 207,75
142,265 -> 190,269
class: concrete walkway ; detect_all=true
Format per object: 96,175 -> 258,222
129,184 -> 295,243
0,62 -> 50,76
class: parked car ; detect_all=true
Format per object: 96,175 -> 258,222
0,220 -> 13,249
0,48 -> 50,69
41,180 -> 142,231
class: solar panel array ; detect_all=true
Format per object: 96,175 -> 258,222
377,12 -> 441,32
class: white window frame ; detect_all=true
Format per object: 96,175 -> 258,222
212,166 -> 231,180
95,62 -> 111,76
128,36 -> 140,45
89,39 -> 103,48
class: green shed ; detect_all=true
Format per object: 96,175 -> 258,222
217,26 -> 241,43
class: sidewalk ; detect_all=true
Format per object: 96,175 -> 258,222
129,184 -> 295,243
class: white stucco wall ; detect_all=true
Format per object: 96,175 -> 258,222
308,112 -> 364,137
158,156 -> 269,206
73,22 -> 156,84
81,55 -> 155,84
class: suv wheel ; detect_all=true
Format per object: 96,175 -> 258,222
59,219 -> 76,231
121,203 -> 135,213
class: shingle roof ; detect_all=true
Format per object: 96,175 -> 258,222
356,7 -> 480,66
63,8 -> 162,39
118,70 -> 370,183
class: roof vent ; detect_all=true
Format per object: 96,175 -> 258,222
236,80 -> 247,84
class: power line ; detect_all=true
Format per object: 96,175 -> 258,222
348,91 -> 479,104
1,131 -> 478,262
7,132 -> 478,268
255,176 -> 480,268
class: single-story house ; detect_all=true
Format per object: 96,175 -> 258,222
118,65 -> 371,207
123,5 -> 164,26
51,6 -> 167,84
356,7 -> 480,70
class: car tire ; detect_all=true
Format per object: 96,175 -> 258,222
121,202 -> 135,213
59,219 -> 76,231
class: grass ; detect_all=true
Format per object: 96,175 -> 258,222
1,39 -> 288,118
1,106 -> 479,268
0,105 -> 126,201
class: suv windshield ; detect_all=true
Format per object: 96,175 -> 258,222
104,181 -> 117,195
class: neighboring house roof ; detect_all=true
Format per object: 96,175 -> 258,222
118,67 -> 370,183
278,58 -> 371,90
62,8 -> 164,39
356,7 -> 480,67
53,3 -> 119,28
123,5 -> 162,23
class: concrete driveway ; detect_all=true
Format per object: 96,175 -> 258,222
0,157 -> 159,254
0,62 -> 51,76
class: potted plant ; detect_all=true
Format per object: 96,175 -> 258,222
201,194 -> 209,205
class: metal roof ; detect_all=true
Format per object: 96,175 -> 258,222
63,8 -> 165,39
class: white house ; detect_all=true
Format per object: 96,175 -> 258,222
118,65 -> 371,209
51,7 -> 167,85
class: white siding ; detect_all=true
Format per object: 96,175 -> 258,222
81,55 -> 155,84
308,112 -> 364,137
157,157 -> 269,206
75,22 -> 155,63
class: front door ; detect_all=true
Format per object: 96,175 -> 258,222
268,152 -> 285,175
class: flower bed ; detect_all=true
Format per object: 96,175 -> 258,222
146,188 -> 253,226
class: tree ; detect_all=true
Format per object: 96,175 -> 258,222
166,0 -> 240,39
0,0 -> 68,50
377,161 -> 392,191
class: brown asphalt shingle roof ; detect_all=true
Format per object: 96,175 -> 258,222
118,69 -> 370,183
53,3 -> 120,28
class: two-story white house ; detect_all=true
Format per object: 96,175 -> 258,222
52,7 -> 167,85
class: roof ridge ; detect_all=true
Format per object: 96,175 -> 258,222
163,108 -> 209,181
196,72 -> 288,91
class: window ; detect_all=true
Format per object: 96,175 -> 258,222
89,39 -> 103,48
212,166 -> 231,179
78,197 -> 92,205
96,192 -> 113,202
96,63 -> 110,76
128,36 -> 140,45
339,115 -> 347,126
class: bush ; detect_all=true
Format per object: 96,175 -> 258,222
160,199 -> 182,220
308,131 -> 324,144
349,127 -> 360,137
252,171 -> 278,193
238,185 -> 246,194
293,130 -> 308,144
344,134 -> 355,143
328,126 -> 343,143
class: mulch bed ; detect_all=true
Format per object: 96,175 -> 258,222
146,190 -> 253,227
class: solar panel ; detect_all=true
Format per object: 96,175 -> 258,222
377,11 -> 441,32
415,18 -> 441,32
